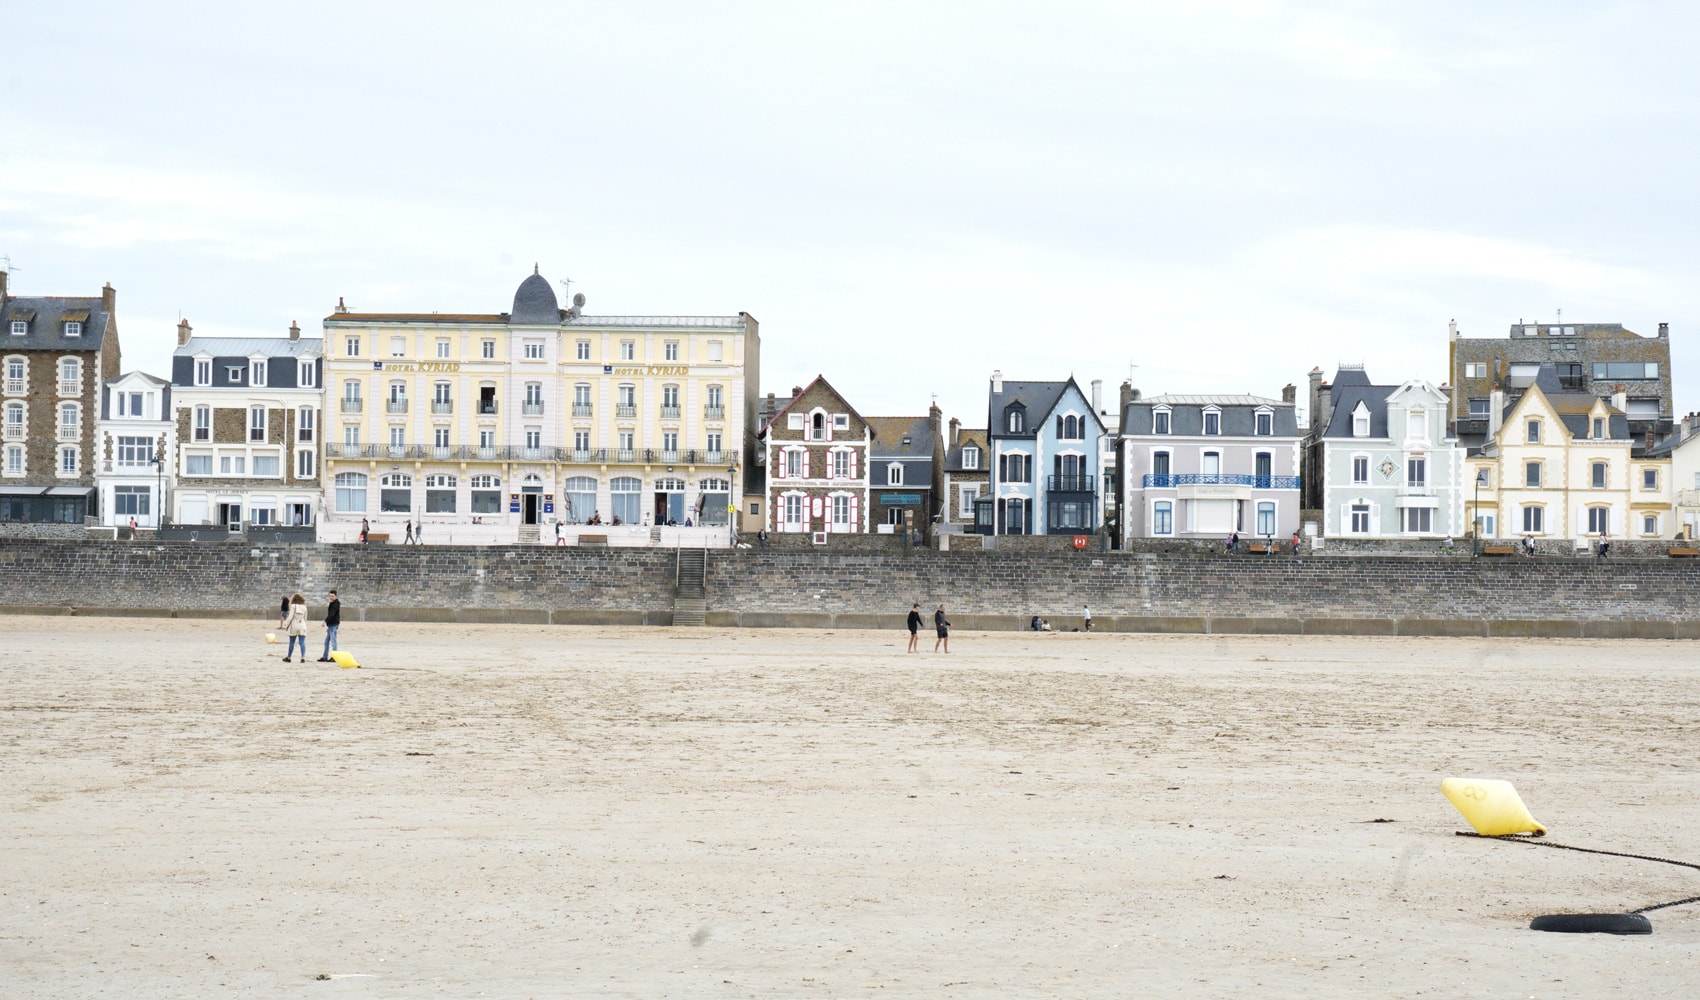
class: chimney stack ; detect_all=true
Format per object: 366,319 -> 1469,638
102,282 -> 115,314
335,296 -> 349,315
1489,388 -> 1504,436
1448,318 -> 1458,339
1281,383 -> 1297,404
0,267 -> 8,302
1612,386 -> 1628,413
176,319 -> 193,348
948,416 -> 961,447
1091,379 -> 1103,414
1659,322 -> 1670,338
990,370 -> 1003,393
289,321 -> 301,342
1119,380 -> 1135,414
791,385 -> 802,397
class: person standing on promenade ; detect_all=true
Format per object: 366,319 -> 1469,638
933,604 -> 952,653
1083,605 -> 1092,632
906,603 -> 923,652
282,593 -> 308,662
360,518 -> 370,546
1291,529 -> 1301,555
555,520 -> 564,546
415,520 -> 423,544
317,590 -> 341,662
404,519 -> 414,545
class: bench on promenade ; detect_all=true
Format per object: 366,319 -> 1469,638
1245,542 -> 1278,555
578,533 -> 608,547
1481,544 -> 1519,556
1670,547 -> 1700,557
366,533 -> 390,544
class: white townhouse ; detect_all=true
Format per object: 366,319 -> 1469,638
95,371 -> 173,528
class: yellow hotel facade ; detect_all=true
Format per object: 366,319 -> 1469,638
319,270 -> 759,541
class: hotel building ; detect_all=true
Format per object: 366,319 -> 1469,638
319,269 -> 758,539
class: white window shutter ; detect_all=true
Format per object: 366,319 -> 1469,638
1369,503 -> 1381,535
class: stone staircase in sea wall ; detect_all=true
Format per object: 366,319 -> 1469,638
672,547 -> 706,626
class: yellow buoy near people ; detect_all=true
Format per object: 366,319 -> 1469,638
330,650 -> 360,669
1442,777 -> 1546,836
264,633 -> 278,644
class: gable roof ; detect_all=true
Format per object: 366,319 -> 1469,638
760,374 -> 869,435
946,427 -> 989,472
989,376 -> 1104,438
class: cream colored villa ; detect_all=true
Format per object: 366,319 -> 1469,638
319,269 -> 758,542
1466,369 -> 1671,544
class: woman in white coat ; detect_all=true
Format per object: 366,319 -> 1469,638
283,593 -> 309,662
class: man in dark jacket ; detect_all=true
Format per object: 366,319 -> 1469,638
317,590 -> 342,662
906,603 -> 923,653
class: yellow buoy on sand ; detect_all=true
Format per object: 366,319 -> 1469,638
1441,777 -> 1546,836
264,633 -> 278,644
330,650 -> 360,669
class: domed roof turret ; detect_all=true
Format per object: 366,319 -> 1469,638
510,265 -> 560,325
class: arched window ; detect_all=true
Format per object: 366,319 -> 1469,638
610,476 -> 642,524
1007,409 -> 1024,433
334,472 -> 367,512
812,411 -> 827,441
563,476 -> 597,523
380,473 -> 412,513
887,462 -> 903,486
425,474 -> 457,513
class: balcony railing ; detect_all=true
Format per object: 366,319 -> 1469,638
432,401 -> 453,414
1141,473 -> 1300,489
567,448 -> 604,463
615,449 -> 636,463
661,450 -> 680,464
1046,475 -> 1097,493
3,424 -> 25,441
58,381 -> 80,397
660,405 -> 681,419
477,400 -> 498,415
573,403 -> 593,417
57,424 -> 80,442
386,400 -> 409,414
704,404 -> 725,419
341,398 -> 363,413
616,405 -> 637,418
3,379 -> 24,394
522,401 -> 545,416
703,450 -> 726,465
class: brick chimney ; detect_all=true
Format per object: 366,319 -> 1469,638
1119,380 -> 1135,413
335,296 -> 349,315
289,321 -> 301,342
177,319 -> 193,347
0,267 -> 8,302
102,282 -> 115,314
948,416 -> 961,447
1281,383 -> 1297,404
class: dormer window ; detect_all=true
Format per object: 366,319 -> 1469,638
1203,408 -> 1221,435
299,359 -> 316,388
226,366 -> 245,383
1153,409 -> 1171,434
1352,403 -> 1370,437
962,446 -> 979,470
1255,410 -> 1273,436
1007,408 -> 1025,433
1592,417 -> 1604,438
250,360 -> 267,387
194,359 -> 211,386
63,322 -> 81,337
811,412 -> 828,441
887,463 -> 903,486
9,321 -> 23,336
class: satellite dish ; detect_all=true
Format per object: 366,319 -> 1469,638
573,292 -> 586,308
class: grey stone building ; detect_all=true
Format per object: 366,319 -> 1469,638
0,272 -> 122,524
1448,318 -> 1673,450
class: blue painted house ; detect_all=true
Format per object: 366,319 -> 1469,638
983,372 -> 1107,534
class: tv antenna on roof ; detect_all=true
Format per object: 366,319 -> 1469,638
0,255 -> 18,273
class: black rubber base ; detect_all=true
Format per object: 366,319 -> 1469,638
1530,912 -> 1653,935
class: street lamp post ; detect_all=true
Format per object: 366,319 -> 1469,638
1472,466 -> 1484,557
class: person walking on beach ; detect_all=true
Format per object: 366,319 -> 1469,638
933,604 -> 952,653
1082,605 -> 1092,632
360,517 -> 370,546
278,594 -> 290,629
317,590 -> 341,662
282,593 -> 308,662
906,603 -> 923,652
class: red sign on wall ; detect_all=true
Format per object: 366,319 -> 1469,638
1072,535 -> 1089,550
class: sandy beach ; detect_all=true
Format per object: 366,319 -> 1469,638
1,616 -> 1696,997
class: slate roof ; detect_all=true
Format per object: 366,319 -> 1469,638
0,295 -> 114,351
105,370 -> 169,387
989,378 -> 1099,439
1122,394 -> 1300,438
510,271 -> 560,325
945,428 -> 989,473
176,336 -> 323,358
866,416 -> 934,459
1321,386 -> 1397,438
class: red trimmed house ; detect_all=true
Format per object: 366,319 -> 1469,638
759,376 -> 871,534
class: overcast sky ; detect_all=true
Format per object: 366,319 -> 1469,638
4,2 -> 1698,427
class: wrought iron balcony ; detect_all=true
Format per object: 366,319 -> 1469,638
572,403 -> 593,417
431,401 -> 453,415
386,400 -> 409,414
660,405 -> 681,419
615,449 -> 636,463
616,405 -> 636,418
477,400 -> 498,415
523,402 -> 545,416
341,399 -> 363,413
567,448 -> 605,463
1046,475 -> 1097,493
1141,473 -> 1300,489
704,405 -> 725,419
